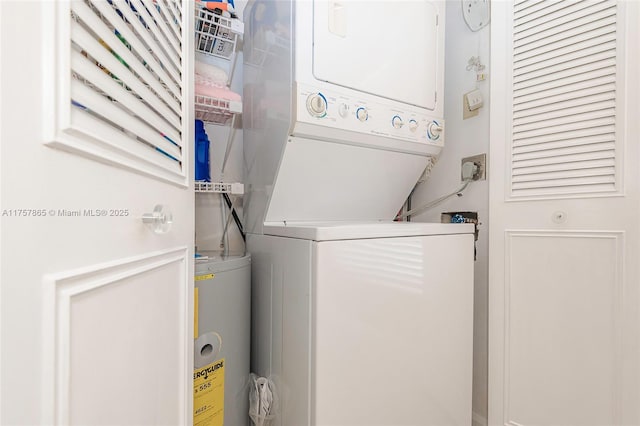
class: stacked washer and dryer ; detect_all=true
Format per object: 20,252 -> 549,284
243,1 -> 474,425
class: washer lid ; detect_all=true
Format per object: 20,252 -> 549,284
263,221 -> 474,241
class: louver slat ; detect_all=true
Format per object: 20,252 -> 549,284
71,1 -> 181,117
157,0 -> 182,42
512,158 -> 616,176
514,0 -> 609,40
66,0 -> 185,182
514,47 -> 615,83
514,75 -> 615,106
514,10 -> 616,53
514,56 -> 616,92
513,0 -> 548,13
514,99 -> 615,127
70,50 -> 182,152
71,80 -> 182,160
512,166 -> 613,183
512,125 -> 615,148
88,1 -> 182,99
514,117 -> 615,141
514,109 -> 615,134
128,0 -> 181,65
514,41 -> 616,78
70,108 -> 182,174
109,2 -> 180,82
131,0 -> 180,52
513,148 -> 615,168
513,83 -> 615,113
513,133 -> 615,153
514,32 -> 616,70
512,183 -> 614,197
514,66 -> 615,98
512,175 -> 615,190
513,0 -> 581,29
510,0 -> 618,198
69,19 -> 181,131
513,91 -> 615,120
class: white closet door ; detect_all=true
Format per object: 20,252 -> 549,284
489,1 -> 640,425
1,1 -> 194,425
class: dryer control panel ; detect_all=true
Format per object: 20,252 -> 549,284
293,83 -> 444,151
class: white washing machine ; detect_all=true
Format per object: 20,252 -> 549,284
249,223 -> 474,426
243,1 -> 473,425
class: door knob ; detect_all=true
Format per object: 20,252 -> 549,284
142,204 -> 173,234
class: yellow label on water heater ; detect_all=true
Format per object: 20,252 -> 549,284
195,273 -> 215,281
194,359 -> 225,426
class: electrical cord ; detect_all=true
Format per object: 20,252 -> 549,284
398,160 -> 478,220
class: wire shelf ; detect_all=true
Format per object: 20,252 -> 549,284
194,94 -> 241,124
195,181 -> 244,195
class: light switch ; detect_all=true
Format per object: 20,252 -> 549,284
463,92 -> 478,120
465,89 -> 483,110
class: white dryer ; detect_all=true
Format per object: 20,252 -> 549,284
243,0 -> 446,234
243,1 -> 473,425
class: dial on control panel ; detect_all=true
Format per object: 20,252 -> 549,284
356,107 -> 368,122
427,120 -> 443,140
392,115 -> 404,129
306,93 -> 327,117
409,119 -> 418,132
338,103 -> 349,118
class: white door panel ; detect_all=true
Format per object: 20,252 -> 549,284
489,1 -> 640,425
1,1 -> 194,425
313,0 -> 439,109
43,249 -> 189,426
504,232 -> 623,425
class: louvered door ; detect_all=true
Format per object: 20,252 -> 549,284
489,1 -> 640,425
511,0 -> 620,198
1,1 -> 194,425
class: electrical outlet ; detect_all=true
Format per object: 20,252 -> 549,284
461,153 -> 487,181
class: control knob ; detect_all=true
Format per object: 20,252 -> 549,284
338,103 -> 349,118
306,93 -> 327,118
408,119 -> 418,132
356,107 -> 368,122
392,115 -> 404,129
427,120 -> 443,140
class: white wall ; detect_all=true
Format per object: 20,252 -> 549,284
195,1 -> 248,256
410,2 -> 490,424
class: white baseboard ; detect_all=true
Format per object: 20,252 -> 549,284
473,411 -> 488,426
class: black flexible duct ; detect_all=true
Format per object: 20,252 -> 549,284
223,193 -> 246,242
